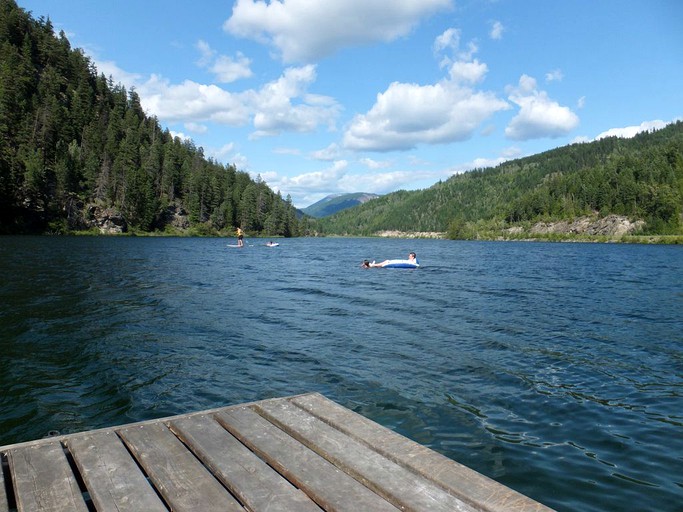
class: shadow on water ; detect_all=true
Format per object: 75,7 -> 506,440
0,236 -> 682,511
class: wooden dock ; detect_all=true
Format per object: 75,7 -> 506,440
0,392 -> 554,511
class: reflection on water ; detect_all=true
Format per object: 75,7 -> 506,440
0,236 -> 681,511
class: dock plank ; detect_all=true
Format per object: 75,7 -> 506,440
66,430 -> 168,512
216,406 -> 398,512
257,398 -> 476,512
0,456 -> 9,512
170,414 -> 320,512
291,393 -> 554,512
0,393 -> 554,512
118,422 -> 243,512
7,441 -> 88,512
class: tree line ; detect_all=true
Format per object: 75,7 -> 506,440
0,0 -> 304,236
316,122 -> 683,238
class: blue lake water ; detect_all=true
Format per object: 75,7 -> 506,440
0,236 -> 681,511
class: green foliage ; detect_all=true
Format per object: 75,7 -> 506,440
318,122 -> 683,238
0,0 -> 302,236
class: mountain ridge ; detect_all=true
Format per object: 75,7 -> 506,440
315,122 -> 683,240
302,192 -> 380,218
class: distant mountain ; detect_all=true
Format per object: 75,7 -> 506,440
302,193 -> 381,218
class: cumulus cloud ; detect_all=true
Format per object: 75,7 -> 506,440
211,53 -> 253,83
196,40 -> 252,83
224,0 -> 452,63
449,59 -> 488,84
343,28 -> 508,152
270,160 -> 350,198
138,75 -> 251,125
249,65 -> 341,137
504,74 -> 579,140
134,64 -> 340,139
595,120 -> 669,139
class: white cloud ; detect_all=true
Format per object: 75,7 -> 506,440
195,40 -> 215,68
577,96 -> 586,109
360,157 -> 392,169
196,40 -> 252,83
169,130 -> 191,141
139,75 -> 251,125
249,65 -> 341,137
434,28 -> 460,54
264,159 -> 444,207
338,169 -> 435,193
595,120 -> 669,140
211,53 -> 253,83
184,122 -> 208,134
93,59 -> 142,88
449,59 -> 488,84
311,143 -> 342,161
490,21 -> 504,40
505,74 -> 579,140
224,0 -> 452,63
210,142 -> 236,161
269,160 -> 350,199
133,64 -> 339,139
231,152 -> 250,170
343,27 -> 509,152
343,79 -> 509,151
545,69 -> 563,82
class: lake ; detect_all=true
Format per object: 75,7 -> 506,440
0,236 -> 681,511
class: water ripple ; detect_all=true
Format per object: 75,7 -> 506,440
0,237 -> 681,511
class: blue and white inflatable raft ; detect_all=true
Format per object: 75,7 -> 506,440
382,259 -> 420,269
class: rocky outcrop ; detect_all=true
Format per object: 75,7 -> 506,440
375,230 -> 445,239
528,215 -> 645,236
156,203 -> 190,230
86,204 -> 128,234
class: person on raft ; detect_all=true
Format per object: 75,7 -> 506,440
362,252 -> 417,268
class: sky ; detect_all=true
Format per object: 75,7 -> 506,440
18,0 -> 683,208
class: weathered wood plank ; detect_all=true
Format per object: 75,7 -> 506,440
215,406 -> 398,512
7,441 -> 88,512
257,399 -> 476,512
66,430 -> 168,512
291,393 -> 555,512
170,414 -> 320,512
0,456 -> 9,512
118,422 -> 242,512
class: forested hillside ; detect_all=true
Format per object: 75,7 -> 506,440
0,0 -> 303,235
317,122 -> 683,239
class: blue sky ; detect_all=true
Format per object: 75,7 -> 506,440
19,0 -> 683,208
